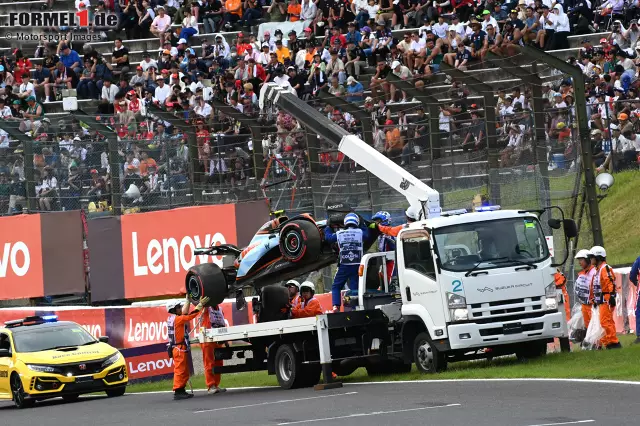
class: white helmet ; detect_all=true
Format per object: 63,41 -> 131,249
166,300 -> 182,313
285,280 -> 300,289
574,249 -> 592,260
590,246 -> 606,258
300,281 -> 315,293
405,205 -> 422,222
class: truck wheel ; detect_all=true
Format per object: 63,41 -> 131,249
274,344 -> 304,389
186,264 -> 228,307
279,220 -> 321,263
515,340 -> 548,361
258,285 -> 290,323
413,332 -> 447,374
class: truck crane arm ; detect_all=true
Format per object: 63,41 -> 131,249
259,83 -> 441,219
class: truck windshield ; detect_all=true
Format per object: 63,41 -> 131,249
13,324 -> 97,353
433,217 -> 549,273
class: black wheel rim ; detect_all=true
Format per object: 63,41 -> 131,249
187,275 -> 202,301
11,375 -> 24,406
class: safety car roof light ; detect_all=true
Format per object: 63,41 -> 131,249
441,209 -> 468,217
475,205 -> 501,212
4,315 -> 58,328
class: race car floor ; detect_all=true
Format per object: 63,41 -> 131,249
1,379 -> 639,425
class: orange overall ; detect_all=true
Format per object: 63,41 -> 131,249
290,294 -> 302,310
554,271 -> 571,320
575,266 -> 596,329
199,307 -> 225,390
291,297 -> 323,318
169,311 -> 199,391
594,263 -> 620,347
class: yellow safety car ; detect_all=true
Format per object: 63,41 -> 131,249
0,315 -> 128,408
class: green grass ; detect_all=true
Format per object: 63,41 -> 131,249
128,335 -> 640,393
598,170 -> 640,266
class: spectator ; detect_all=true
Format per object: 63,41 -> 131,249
240,0 -> 263,27
345,76 -> 364,103
223,0 -> 243,29
202,0 -> 225,33
180,10 -> 199,42
112,38 -> 131,76
57,42 -> 82,76
268,0 -> 287,23
150,7 -> 172,49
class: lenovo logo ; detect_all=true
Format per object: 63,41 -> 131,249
0,242 -> 31,278
131,232 -> 227,276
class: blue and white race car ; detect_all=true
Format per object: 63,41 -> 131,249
185,204 -> 379,312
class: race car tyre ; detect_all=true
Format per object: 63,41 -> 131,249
274,344 -> 305,389
62,394 -> 80,402
11,373 -> 34,409
105,386 -> 127,397
258,285 -> 290,323
413,332 -> 447,374
279,220 -> 322,263
186,264 -> 228,307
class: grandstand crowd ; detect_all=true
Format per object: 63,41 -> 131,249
1,0 -> 640,214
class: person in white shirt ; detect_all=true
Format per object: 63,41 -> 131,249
550,4 -> 570,49
99,79 -> 118,113
406,32 -> 426,70
18,80 -> 34,99
553,92 -> 567,108
153,77 -> 171,104
150,7 -> 172,49
432,15 -> 449,39
300,0 -> 317,24
139,53 -> 158,72
390,61 -> 410,103
537,5 -> 555,49
481,10 -> 499,34
194,96 -> 212,118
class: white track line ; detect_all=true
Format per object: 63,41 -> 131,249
193,391 -> 358,414
276,403 -> 461,425
346,378 -> 640,386
127,377 -> 640,396
525,420 -> 595,426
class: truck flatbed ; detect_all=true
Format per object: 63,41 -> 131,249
199,316 -> 318,343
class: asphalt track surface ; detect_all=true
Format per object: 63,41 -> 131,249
1,379 -> 639,426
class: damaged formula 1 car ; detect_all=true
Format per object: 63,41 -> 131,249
185,203 -> 379,321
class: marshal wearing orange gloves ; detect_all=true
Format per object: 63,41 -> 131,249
198,304 -> 227,394
166,296 -> 209,400
553,269 -> 571,320
590,245 -> 622,349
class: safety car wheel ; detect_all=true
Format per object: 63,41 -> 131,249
413,332 -> 447,374
274,344 -> 304,389
186,264 -> 228,307
105,386 -> 126,397
279,220 -> 321,263
258,285 -> 290,323
11,373 -> 34,409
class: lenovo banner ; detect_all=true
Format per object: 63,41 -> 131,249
0,211 -> 85,300
121,343 -> 193,383
88,201 -> 269,302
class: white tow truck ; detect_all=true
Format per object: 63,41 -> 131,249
195,84 -> 577,389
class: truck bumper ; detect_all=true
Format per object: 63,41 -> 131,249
447,312 -> 565,350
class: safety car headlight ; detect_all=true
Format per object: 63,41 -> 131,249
101,352 -> 121,368
27,364 -> 58,373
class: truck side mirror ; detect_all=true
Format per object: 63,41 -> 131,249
562,219 -> 578,239
547,218 -> 561,229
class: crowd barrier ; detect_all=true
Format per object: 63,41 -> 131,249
0,200 -> 269,302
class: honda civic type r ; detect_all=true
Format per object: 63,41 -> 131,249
0,316 -> 128,409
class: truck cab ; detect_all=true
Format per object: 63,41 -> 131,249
358,209 -> 566,373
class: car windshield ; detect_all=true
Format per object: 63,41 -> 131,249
13,324 -> 96,353
434,217 -> 549,272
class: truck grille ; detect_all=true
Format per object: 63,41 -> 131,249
469,297 -> 543,322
